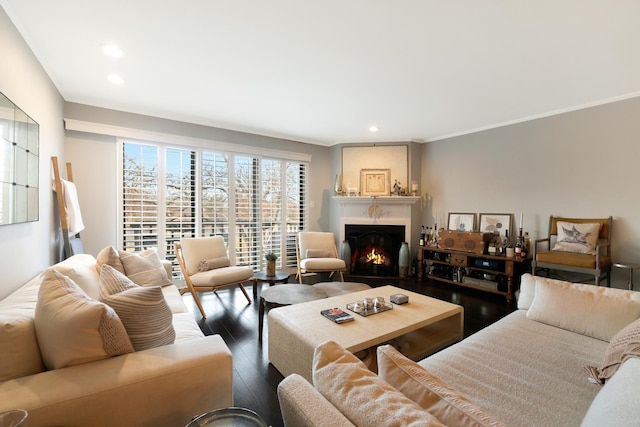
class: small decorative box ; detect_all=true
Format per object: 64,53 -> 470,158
390,293 -> 408,305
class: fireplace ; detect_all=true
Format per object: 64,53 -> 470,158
345,224 -> 405,276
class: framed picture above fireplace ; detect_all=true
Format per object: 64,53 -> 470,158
360,169 -> 390,196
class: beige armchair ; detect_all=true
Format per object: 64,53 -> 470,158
176,236 -> 253,318
532,216 -> 612,286
296,231 -> 347,284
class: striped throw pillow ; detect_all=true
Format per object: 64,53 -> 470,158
99,264 -> 175,351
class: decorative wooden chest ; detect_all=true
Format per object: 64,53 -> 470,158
438,231 -> 493,255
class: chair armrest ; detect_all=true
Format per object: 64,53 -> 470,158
595,241 -> 611,263
532,237 -> 551,257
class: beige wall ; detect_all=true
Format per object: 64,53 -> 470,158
63,103 -> 333,257
421,97 -> 640,289
0,7 -> 65,298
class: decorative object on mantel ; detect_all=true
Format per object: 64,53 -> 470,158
360,168 -> 391,196
334,174 -> 343,196
367,203 -> 383,219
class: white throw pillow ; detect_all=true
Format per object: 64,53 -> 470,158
99,264 -> 175,351
35,269 -> 133,370
118,248 -> 172,287
312,340 -> 444,427
377,344 -> 506,427
552,221 -> 601,255
96,245 -> 125,275
526,278 -> 640,341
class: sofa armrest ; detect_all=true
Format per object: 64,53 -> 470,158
277,374 -> 355,427
0,335 -> 232,427
162,259 -> 173,279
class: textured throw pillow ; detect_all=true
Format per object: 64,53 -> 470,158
306,249 -> 330,258
99,264 -> 175,351
96,245 -> 125,275
583,317 -> 640,385
377,345 -> 506,427
197,256 -> 231,272
35,269 -> 134,370
526,279 -> 640,341
313,341 -> 445,427
118,248 -> 172,287
552,221 -> 601,255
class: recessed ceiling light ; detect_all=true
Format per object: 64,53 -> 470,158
102,44 -> 123,58
369,126 -> 379,132
107,73 -> 124,85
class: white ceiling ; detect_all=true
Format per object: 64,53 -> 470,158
3,1 -> 640,146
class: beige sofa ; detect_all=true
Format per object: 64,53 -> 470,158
0,252 -> 233,427
278,274 -> 640,426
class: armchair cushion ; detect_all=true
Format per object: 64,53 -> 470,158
35,269 -> 134,370
180,237 -> 228,276
197,257 -> 231,272
535,251 -> 610,269
305,249 -> 331,259
552,221 -> 601,255
300,258 -> 346,271
190,266 -> 253,287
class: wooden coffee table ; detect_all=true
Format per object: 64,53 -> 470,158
268,285 -> 463,382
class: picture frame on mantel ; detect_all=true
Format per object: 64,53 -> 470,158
479,213 -> 513,237
360,169 -> 390,196
447,213 -> 476,232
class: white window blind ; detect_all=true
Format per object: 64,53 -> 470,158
120,140 -> 307,276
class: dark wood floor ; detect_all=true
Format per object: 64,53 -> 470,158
183,274 -> 516,427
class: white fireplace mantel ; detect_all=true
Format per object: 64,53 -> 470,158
332,196 -> 420,246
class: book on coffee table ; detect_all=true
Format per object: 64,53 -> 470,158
320,307 -> 355,324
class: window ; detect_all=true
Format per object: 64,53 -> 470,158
120,140 -> 307,276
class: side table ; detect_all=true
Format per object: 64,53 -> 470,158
613,262 -> 640,291
252,270 -> 290,299
259,284 -> 326,341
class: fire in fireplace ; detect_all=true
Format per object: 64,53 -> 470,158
344,224 -> 405,276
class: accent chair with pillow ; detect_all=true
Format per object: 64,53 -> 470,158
296,231 -> 347,284
532,216 -> 612,285
176,236 -> 254,318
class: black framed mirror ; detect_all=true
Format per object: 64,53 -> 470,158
0,91 -> 39,225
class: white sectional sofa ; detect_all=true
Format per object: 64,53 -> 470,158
278,274 -> 640,426
0,251 -> 233,427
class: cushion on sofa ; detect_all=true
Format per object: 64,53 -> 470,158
96,245 -> 125,275
583,316 -> 640,384
581,358 -> 640,427
53,253 -> 102,300
99,264 -> 175,351
35,269 -> 134,370
312,340 -> 445,427
118,248 -> 172,287
377,344 -> 506,427
0,275 -> 45,381
526,277 -> 640,341
552,221 -> 601,255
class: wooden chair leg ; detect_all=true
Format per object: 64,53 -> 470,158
238,283 -> 252,304
338,271 -> 344,281
187,282 -> 207,318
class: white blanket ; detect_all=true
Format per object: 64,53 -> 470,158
60,179 -> 84,235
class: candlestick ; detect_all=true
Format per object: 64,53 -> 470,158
519,212 -> 523,229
